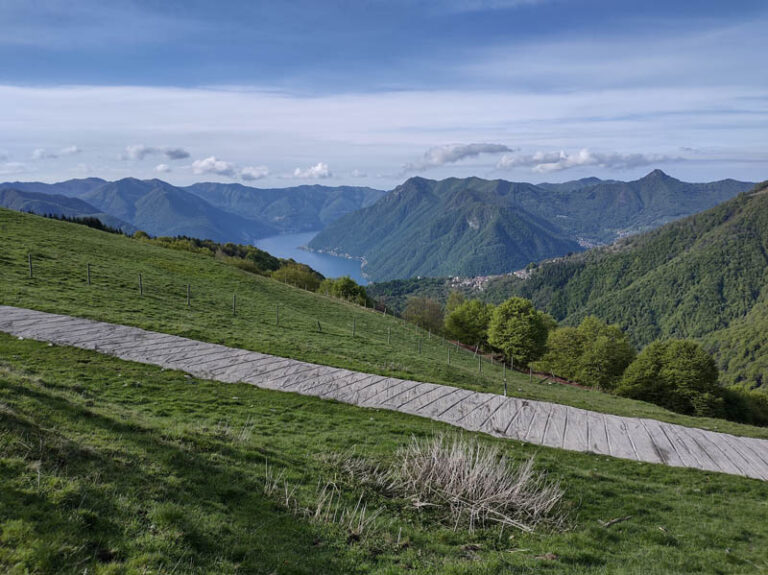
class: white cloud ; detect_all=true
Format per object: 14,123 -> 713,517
351,169 -> 367,178
192,156 -> 237,177
191,156 -> 268,181
154,163 -> 171,173
405,142 -> 513,171
32,148 -> 56,160
122,144 -> 190,161
31,145 -> 80,160
240,165 -> 269,181
60,145 -> 81,156
497,149 -> 679,173
293,162 -> 332,179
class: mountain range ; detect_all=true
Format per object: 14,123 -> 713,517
309,171 -> 754,281
0,178 -> 384,243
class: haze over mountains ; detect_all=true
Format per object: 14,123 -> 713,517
309,171 -> 753,281
0,178 -> 383,243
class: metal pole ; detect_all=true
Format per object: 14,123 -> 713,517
503,363 -> 507,396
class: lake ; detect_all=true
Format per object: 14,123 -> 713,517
254,231 -> 367,285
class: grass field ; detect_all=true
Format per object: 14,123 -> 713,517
1,334 -> 767,574
2,209 -> 767,439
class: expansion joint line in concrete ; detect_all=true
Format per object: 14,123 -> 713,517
1,305 -> 767,482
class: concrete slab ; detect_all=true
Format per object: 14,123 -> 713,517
2,304 -> 767,481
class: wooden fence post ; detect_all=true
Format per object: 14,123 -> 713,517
28,253 -> 32,278
187,283 -> 191,307
233,293 -> 237,316
387,327 -> 391,345
87,263 -> 91,286
352,317 -> 356,337
276,304 -> 280,326
503,363 -> 507,397
139,273 -> 143,296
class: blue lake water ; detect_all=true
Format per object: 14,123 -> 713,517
255,231 -> 367,285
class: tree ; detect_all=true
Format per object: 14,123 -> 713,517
318,276 -> 370,306
271,263 -> 322,291
444,299 -> 494,348
617,339 -> 722,416
487,297 -> 550,367
537,316 -> 635,390
404,296 -> 444,333
445,290 -> 466,314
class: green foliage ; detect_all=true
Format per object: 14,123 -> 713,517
488,297 -> 550,367
403,296 -> 444,334
316,275 -> 370,306
537,317 -> 635,390
443,299 -> 493,347
271,262 -> 323,291
617,340 -> 722,416
489,182 -> 768,393
445,290 -> 466,314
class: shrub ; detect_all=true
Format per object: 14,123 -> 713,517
617,339 -> 722,416
444,299 -> 494,348
403,296 -> 444,334
537,316 -> 635,390
487,297 -> 550,367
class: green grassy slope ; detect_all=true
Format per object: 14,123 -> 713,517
2,207 -> 767,438
1,336 -> 767,574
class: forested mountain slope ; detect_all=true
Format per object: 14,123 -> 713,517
310,172 -> 752,281
487,182 -> 768,390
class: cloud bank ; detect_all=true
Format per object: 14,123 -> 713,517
405,143 -> 513,171
192,156 -> 269,181
31,145 -> 81,160
293,162 -> 332,179
122,144 -> 190,161
497,149 -> 678,173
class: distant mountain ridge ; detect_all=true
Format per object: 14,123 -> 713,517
309,171 -> 753,281
0,178 -> 386,243
0,187 -> 134,233
185,183 -> 384,233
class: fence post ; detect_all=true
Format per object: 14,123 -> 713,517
233,293 -> 237,316
478,357 -> 482,375
503,363 -> 507,397
352,317 -> 356,337
86,263 -> 91,286
418,339 -> 422,354
28,253 -> 32,278
187,283 -> 191,307
276,304 -> 280,326
317,320 -> 322,333
447,348 -> 450,365
387,327 -> 391,345
139,273 -> 143,296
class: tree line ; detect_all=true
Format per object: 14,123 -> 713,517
402,292 -> 768,426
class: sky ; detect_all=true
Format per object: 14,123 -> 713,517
0,0 -> 766,188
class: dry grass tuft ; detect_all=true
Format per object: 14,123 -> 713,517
389,434 -> 564,533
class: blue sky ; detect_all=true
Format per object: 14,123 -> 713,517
1,0 -> 766,187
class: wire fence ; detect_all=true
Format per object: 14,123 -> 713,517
9,250 -> 546,395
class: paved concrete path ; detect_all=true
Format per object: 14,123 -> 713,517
2,305 -> 767,481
